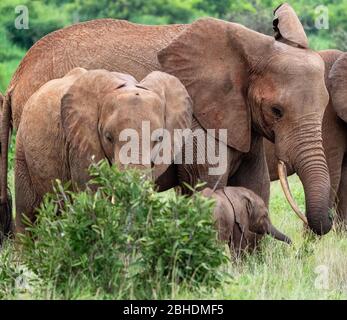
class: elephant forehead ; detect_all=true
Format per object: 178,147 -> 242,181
270,50 -> 325,76
115,88 -> 163,109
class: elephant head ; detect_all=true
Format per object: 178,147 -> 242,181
61,69 -> 192,187
202,187 -> 291,255
158,3 -> 332,235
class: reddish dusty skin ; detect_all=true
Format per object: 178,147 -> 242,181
0,4 -> 333,238
14,69 -> 192,233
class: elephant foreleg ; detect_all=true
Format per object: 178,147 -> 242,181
336,155 -> 347,229
228,135 -> 270,207
15,155 -> 41,236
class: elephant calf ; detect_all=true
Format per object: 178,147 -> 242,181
201,187 -> 291,257
14,67 -> 192,234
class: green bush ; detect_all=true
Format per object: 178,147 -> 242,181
0,242 -> 18,299
19,161 -> 228,299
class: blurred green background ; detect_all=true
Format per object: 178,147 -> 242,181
0,0 -> 347,93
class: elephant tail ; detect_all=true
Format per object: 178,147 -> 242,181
0,91 -> 13,245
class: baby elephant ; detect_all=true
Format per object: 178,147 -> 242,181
201,187 -> 291,256
15,68 -> 192,234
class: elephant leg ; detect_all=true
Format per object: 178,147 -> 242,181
15,154 -> 41,236
323,136 -> 345,208
176,118 -> 234,194
326,152 -> 343,209
228,135 -> 270,207
335,155 -> 347,229
155,164 -> 179,192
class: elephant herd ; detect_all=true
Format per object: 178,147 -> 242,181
0,3 -> 346,256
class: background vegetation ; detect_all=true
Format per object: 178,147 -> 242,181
0,0 -> 346,299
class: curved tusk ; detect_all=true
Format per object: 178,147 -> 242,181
278,160 -> 308,225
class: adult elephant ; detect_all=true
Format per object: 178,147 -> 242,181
265,50 -> 347,229
0,3 -> 332,237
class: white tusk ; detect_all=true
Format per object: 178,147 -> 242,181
278,160 -> 308,225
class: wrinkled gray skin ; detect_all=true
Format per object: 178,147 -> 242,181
0,4 -> 333,238
202,187 -> 291,257
15,68 -> 192,234
265,50 -> 347,229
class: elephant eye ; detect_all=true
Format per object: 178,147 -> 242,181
105,132 -> 113,143
271,106 -> 283,119
156,135 -> 163,143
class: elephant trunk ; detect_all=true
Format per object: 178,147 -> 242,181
268,224 -> 292,244
284,119 -> 333,235
293,146 -> 332,235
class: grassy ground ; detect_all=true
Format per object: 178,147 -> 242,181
1,171 -> 346,300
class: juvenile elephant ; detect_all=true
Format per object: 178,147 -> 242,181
265,50 -> 347,229
201,187 -> 291,257
1,3 -> 333,237
14,68 -> 192,233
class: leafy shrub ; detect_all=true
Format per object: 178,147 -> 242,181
0,242 -> 16,298
19,161 -> 228,299
0,241 -> 22,299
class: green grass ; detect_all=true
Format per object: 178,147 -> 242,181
1,171 -> 346,300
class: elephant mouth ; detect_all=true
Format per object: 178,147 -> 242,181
277,160 -> 308,225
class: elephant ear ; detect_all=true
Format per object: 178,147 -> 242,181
202,188 -> 235,243
223,188 -> 250,235
273,3 -> 308,48
140,71 -> 193,178
61,70 -> 130,187
329,53 -> 347,123
158,17 -> 273,153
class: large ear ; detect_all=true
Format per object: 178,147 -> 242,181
61,70 -> 131,187
273,3 -> 308,48
202,188 -> 235,243
140,71 -> 193,178
158,18 -> 273,153
223,188 -> 250,234
329,53 -> 347,123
